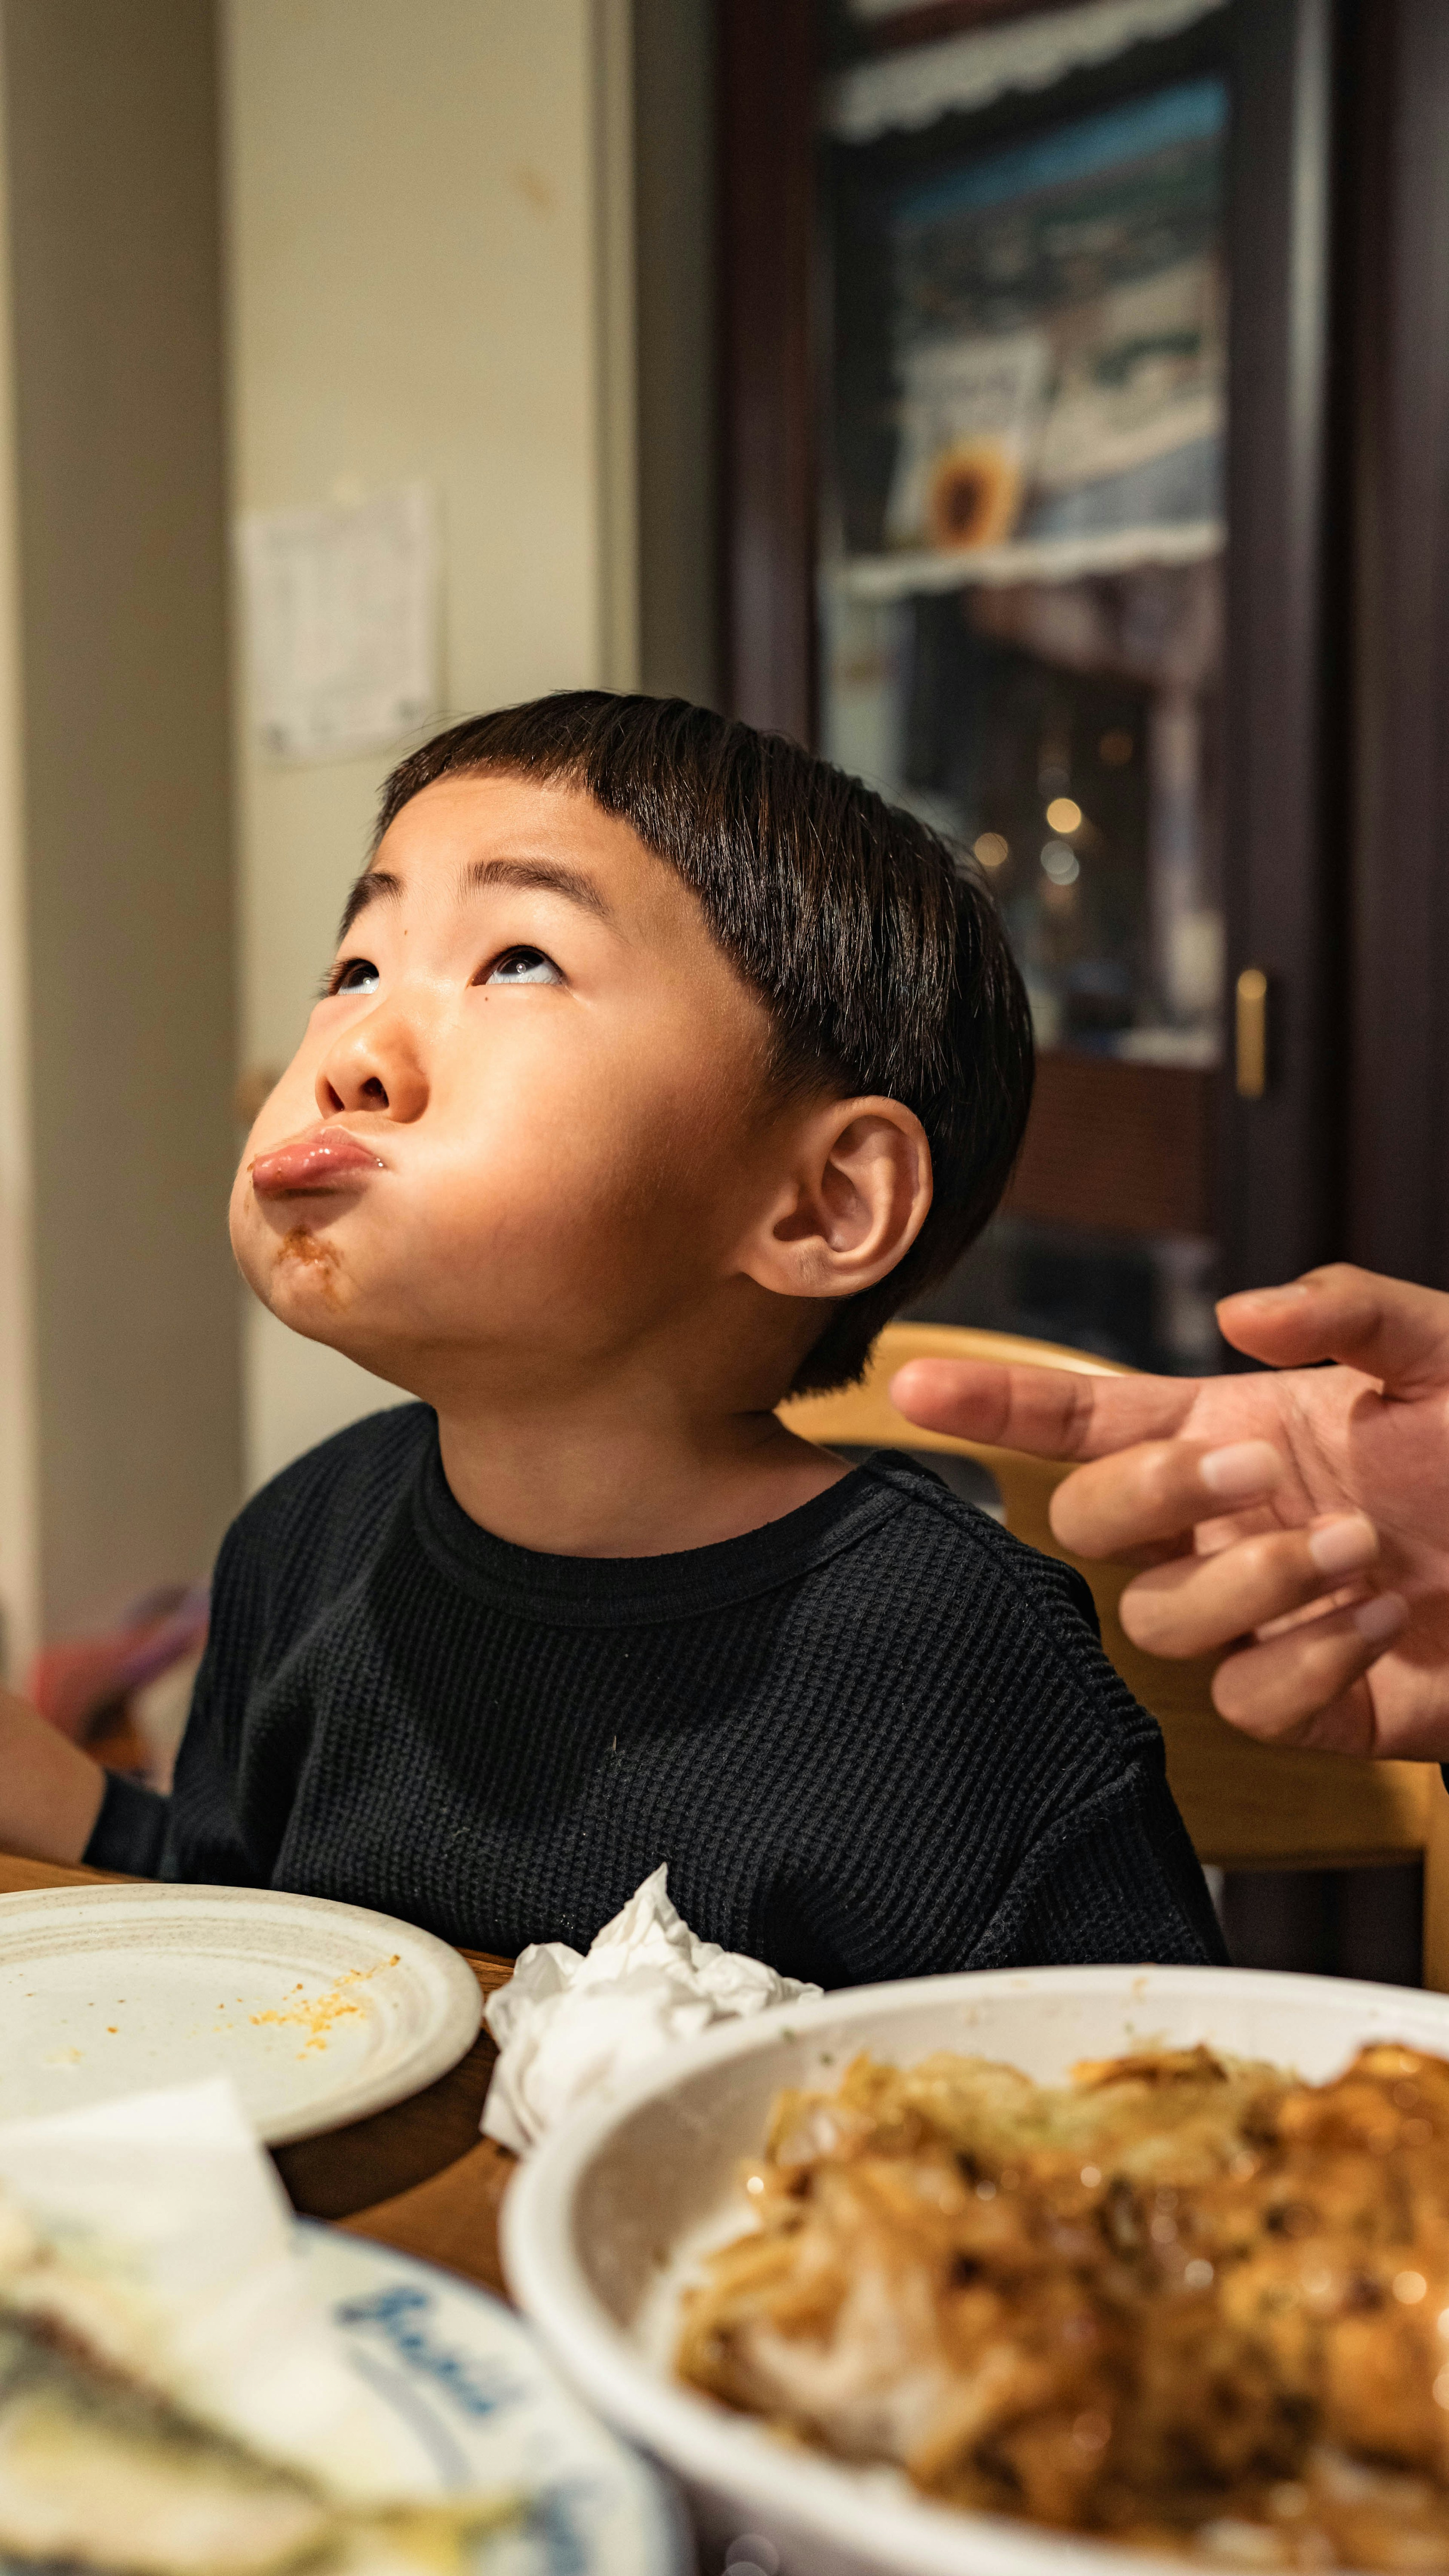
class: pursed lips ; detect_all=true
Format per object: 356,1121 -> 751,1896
250,1124 -> 386,1198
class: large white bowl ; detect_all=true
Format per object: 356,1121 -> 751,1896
503,1963 -> 1449,2576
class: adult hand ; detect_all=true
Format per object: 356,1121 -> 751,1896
891,1266 -> 1449,1760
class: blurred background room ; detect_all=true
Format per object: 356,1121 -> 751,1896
0,0 -> 1444,1972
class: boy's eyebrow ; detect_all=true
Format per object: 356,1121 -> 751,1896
462,855 -> 612,921
335,853 -> 612,947
337,868 -> 402,940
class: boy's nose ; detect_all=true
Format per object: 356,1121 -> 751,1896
316,1012 -> 428,1123
324,1067 -> 389,1110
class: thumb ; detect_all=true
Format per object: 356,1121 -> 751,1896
1218,1264 -> 1449,1395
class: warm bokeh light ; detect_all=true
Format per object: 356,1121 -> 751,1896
1044,796 -> 1082,834
1040,839 -> 1080,885
973,831 -> 1009,869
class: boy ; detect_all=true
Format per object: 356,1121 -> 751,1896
2,693 -> 1223,1983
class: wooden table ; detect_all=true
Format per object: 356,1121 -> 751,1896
0,1853 -> 520,2298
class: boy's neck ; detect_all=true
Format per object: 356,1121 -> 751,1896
431,1373 -> 848,1558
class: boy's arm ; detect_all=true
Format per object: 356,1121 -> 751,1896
0,1490 -> 278,1885
0,1685 -> 106,1863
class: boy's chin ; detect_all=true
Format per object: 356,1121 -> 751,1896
259,1276 -> 347,1343
246,1248 -> 419,1383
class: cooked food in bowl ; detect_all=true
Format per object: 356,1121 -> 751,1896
677,2040 -> 1449,2569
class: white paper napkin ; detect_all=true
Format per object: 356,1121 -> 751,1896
482,1865 -> 821,2154
0,2074 -> 419,2500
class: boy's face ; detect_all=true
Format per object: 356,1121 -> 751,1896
231,774 -> 792,1398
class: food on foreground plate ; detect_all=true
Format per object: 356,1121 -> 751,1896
0,2189 -> 514,2576
678,2040 -> 1449,2569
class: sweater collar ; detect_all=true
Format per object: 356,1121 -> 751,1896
410,1426 -> 918,1629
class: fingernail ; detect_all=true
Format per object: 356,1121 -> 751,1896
1308,1515 -> 1377,1577
1223,1281 -> 1308,1307
1352,1593 -> 1407,1644
1199,1439 -> 1283,1498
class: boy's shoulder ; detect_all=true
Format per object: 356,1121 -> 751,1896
824,1449 -> 1157,1764
842,1448 -> 1100,1628
225,1401 -> 435,1570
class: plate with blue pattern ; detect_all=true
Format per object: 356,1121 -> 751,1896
301,2224 -> 687,2573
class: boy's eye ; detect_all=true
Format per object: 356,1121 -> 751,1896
482,946 -> 564,987
332,956 -> 379,995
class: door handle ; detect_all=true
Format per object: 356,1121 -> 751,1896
1235,967 -> 1268,1099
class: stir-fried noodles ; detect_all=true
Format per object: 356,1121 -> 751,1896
678,2043 -> 1449,2567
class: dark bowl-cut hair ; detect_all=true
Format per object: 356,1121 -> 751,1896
375,691 -> 1034,1395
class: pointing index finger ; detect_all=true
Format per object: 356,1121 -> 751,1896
889,1357 -> 1202,1463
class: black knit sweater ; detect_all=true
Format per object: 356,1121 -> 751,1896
86,1407 -> 1226,1986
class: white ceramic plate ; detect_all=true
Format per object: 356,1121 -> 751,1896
0,1883 -> 483,2143
503,1963 -> 1449,2576
303,2225 -> 686,2573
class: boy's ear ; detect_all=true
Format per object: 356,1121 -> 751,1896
739,1096 -> 933,1304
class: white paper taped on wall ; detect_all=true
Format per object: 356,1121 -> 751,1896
239,480 -> 438,763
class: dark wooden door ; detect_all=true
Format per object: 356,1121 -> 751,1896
1343,0 -> 1449,1290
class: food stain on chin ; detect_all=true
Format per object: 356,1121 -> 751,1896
276,1227 -> 341,1301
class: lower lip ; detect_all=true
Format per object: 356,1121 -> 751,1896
251,1130 -> 382,1198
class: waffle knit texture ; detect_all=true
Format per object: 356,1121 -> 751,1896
86,1407 -> 1226,1985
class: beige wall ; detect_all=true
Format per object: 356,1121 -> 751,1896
0,0 -> 240,1666
222,0 -> 640,1489
0,28 -> 31,1677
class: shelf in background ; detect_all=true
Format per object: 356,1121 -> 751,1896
1007,1047 -> 1215,1241
829,517 -> 1225,601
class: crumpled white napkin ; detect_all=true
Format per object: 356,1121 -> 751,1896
482,1864 -> 821,2154
0,2075 -> 419,2500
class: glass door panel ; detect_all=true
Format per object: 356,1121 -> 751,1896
820,8 -> 1229,1368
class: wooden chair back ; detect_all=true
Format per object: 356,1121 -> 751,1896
780,1321 -> 1449,1989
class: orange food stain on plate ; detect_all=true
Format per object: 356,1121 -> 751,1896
249,1954 -> 401,2056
